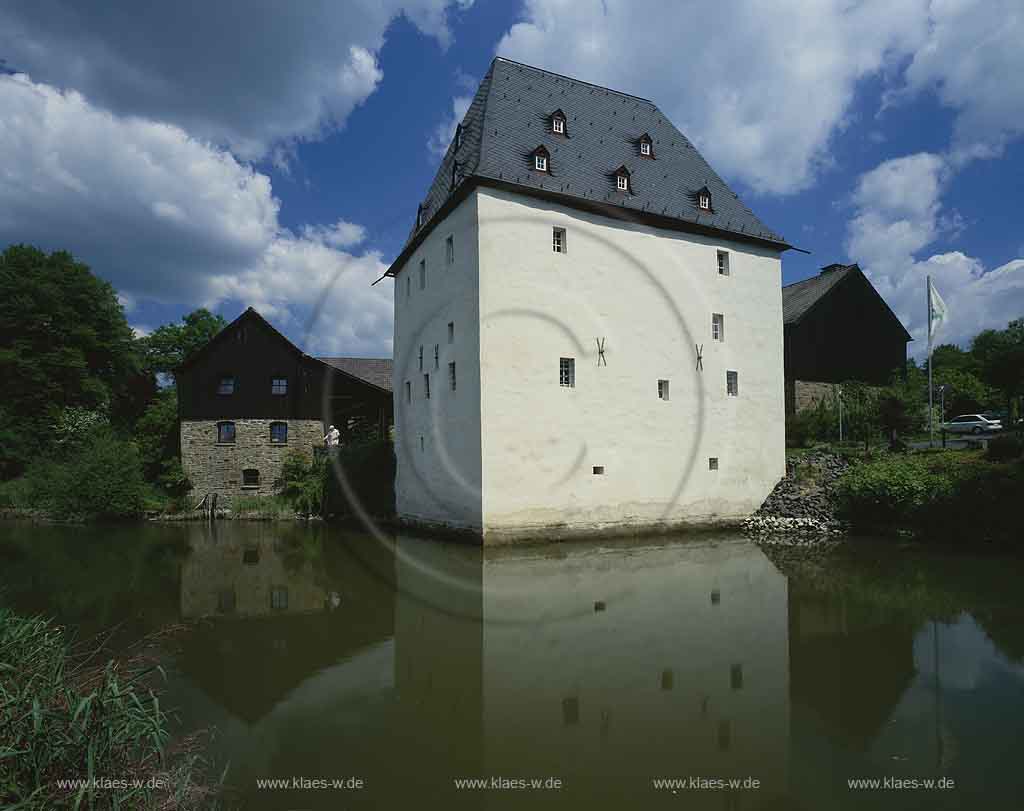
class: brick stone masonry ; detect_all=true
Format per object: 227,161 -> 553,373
180,419 -> 324,506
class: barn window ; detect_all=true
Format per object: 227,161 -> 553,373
217,376 -> 235,395
727,371 -> 739,397
559,357 -> 575,388
552,227 -> 566,253
269,422 -> 288,444
717,251 -> 730,276
242,468 -> 260,487
270,586 -> 288,611
271,377 -> 287,395
658,379 -> 670,400
712,313 -> 725,341
217,421 -> 235,444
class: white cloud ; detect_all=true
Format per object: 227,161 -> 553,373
495,0 -> 930,195
428,94 -> 473,156
0,1 -> 472,160
0,73 -> 393,355
845,153 -> 1024,351
899,0 -> 1024,166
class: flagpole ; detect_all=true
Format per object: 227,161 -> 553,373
928,275 -> 934,447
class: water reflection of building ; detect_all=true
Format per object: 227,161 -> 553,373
395,534 -> 791,809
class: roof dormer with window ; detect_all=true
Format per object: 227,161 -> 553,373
613,165 -> 632,194
550,109 -> 567,136
638,133 -> 654,158
694,185 -> 713,212
531,145 -> 551,172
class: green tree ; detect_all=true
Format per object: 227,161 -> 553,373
972,319 -> 1024,418
0,245 -> 146,477
138,308 -> 226,381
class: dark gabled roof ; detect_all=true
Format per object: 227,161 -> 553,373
392,57 -> 787,275
177,307 -> 396,391
316,357 -> 393,393
783,263 -> 913,341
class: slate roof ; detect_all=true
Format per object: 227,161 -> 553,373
393,58 -> 787,273
782,264 -> 857,324
316,357 -> 393,392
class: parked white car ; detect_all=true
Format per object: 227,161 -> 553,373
942,414 -> 1003,434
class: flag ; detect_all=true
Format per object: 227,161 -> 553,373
928,278 -> 948,341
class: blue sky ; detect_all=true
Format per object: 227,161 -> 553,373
1,1 -> 1022,358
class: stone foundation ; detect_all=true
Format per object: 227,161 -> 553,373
180,419 -> 324,506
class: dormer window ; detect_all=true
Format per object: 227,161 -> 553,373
640,141 -> 651,156
638,134 -> 654,157
696,186 -> 712,211
613,165 -> 631,194
550,109 -> 567,135
531,145 -> 550,172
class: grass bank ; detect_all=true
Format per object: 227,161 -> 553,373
0,608 -> 219,809
834,438 -> 1024,546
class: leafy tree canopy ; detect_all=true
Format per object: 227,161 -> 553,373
137,308 -> 227,380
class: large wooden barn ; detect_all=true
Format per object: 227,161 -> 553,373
782,263 -> 912,413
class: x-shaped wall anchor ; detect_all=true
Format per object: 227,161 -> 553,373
695,343 -> 704,371
596,337 -> 607,366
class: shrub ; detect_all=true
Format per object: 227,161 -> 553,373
280,449 -> 327,515
325,439 -> 396,518
986,434 -> 1024,462
835,455 -> 949,530
21,430 -> 147,520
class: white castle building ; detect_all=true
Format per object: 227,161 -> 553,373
387,58 -> 790,542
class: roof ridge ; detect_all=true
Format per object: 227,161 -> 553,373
492,56 -> 655,104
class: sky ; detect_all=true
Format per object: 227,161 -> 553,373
1,0 -> 1022,359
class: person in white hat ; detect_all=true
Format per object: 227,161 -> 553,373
324,425 -> 340,447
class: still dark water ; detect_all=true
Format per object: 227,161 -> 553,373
1,521 -> 1022,810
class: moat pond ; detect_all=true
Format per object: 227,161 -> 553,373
1,521 -> 1022,810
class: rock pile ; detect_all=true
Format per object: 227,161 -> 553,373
743,450 -> 850,545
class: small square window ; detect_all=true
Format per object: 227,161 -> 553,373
535,154 -> 548,171
423,373 -> 430,399
448,361 -> 456,391
405,380 -> 411,403
217,422 -> 235,444
658,379 -> 670,401
270,422 -> 288,444
640,141 -> 651,156
616,174 -> 628,191
712,313 -> 725,342
559,357 -> 575,388
419,259 -> 426,290
445,235 -> 454,265
592,466 -> 605,475
717,251 -> 730,276
709,457 -> 719,471
271,377 -> 287,395
727,371 -> 739,397
217,376 -> 235,395
553,227 -> 566,253
447,321 -> 454,343
242,468 -> 260,487
552,117 -> 564,134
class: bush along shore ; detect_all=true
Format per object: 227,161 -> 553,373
743,450 -> 850,546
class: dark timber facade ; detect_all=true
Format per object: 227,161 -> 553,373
177,308 -> 393,504
783,263 -> 912,413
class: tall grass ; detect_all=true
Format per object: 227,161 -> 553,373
0,608 -> 220,809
